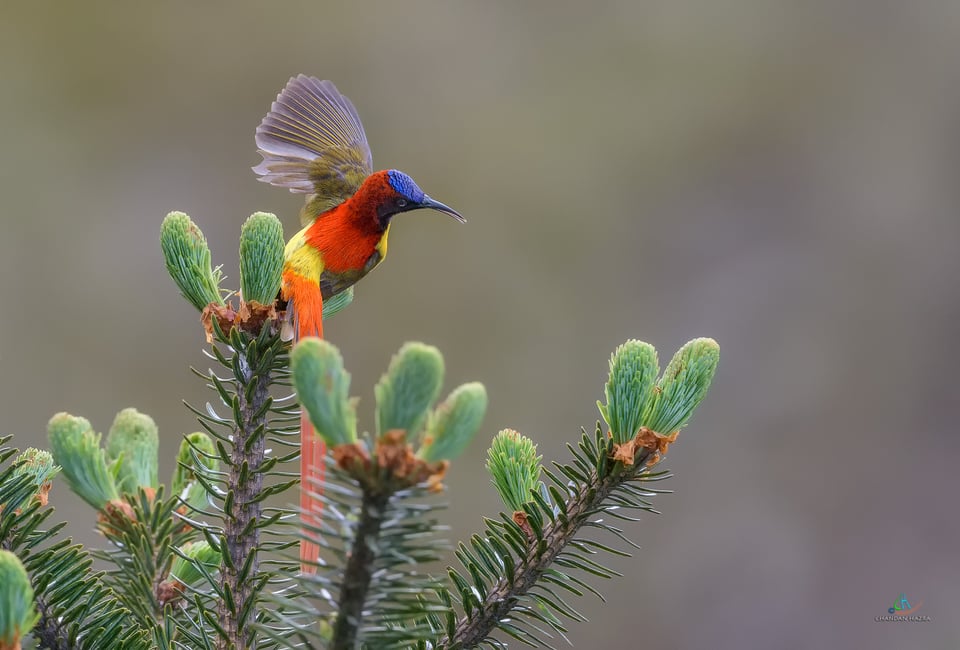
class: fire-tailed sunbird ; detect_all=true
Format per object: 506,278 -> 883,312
253,75 -> 465,566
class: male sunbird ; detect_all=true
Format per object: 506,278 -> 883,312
253,75 -> 464,566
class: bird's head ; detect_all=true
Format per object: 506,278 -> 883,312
368,170 -> 465,229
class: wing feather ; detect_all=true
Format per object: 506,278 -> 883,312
253,75 -> 374,222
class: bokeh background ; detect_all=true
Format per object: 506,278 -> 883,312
2,2 -> 958,648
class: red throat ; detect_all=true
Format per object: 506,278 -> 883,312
304,171 -> 394,273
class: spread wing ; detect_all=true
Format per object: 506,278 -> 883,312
253,75 -> 374,225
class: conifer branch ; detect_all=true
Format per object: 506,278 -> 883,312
30,593 -> 70,650
1,441 -> 152,650
290,339 -> 488,648
446,447 -> 654,648
215,324 -> 276,650
330,489 -> 392,650
432,339 -> 719,648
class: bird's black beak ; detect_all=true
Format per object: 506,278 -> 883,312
420,195 -> 466,223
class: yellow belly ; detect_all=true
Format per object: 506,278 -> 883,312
283,223 -> 391,299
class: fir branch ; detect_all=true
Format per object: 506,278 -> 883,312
31,588 -> 70,650
0,438 -> 152,650
330,489 -> 391,650
94,487 -> 197,648
215,324 -> 276,650
285,338 -> 488,649
450,451 -> 650,648
438,332 -> 720,649
164,215 -> 305,648
281,464 -> 452,650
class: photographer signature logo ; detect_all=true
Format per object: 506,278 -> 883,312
875,593 -> 930,623
888,594 -> 922,616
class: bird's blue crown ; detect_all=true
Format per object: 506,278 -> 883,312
387,170 -> 425,204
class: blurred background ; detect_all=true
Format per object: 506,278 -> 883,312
1,2 -> 958,647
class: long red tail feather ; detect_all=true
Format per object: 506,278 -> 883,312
300,410 -> 325,569
288,270 -> 326,571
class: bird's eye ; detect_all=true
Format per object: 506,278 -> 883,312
396,198 -> 408,208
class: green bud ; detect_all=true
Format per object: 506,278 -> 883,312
0,550 -> 39,648
322,286 -> 354,320
105,408 -> 159,495
12,448 -> 58,481
160,211 -> 224,311
291,339 -> 358,447
169,541 -> 220,588
375,342 -> 445,439
171,432 -> 217,492
11,448 -> 59,509
418,383 -> 487,463
642,338 -> 720,435
172,432 -> 218,513
486,429 -> 542,512
317,617 -> 334,646
239,212 -> 284,305
598,340 -> 660,443
182,481 -> 209,515
47,413 -> 119,510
